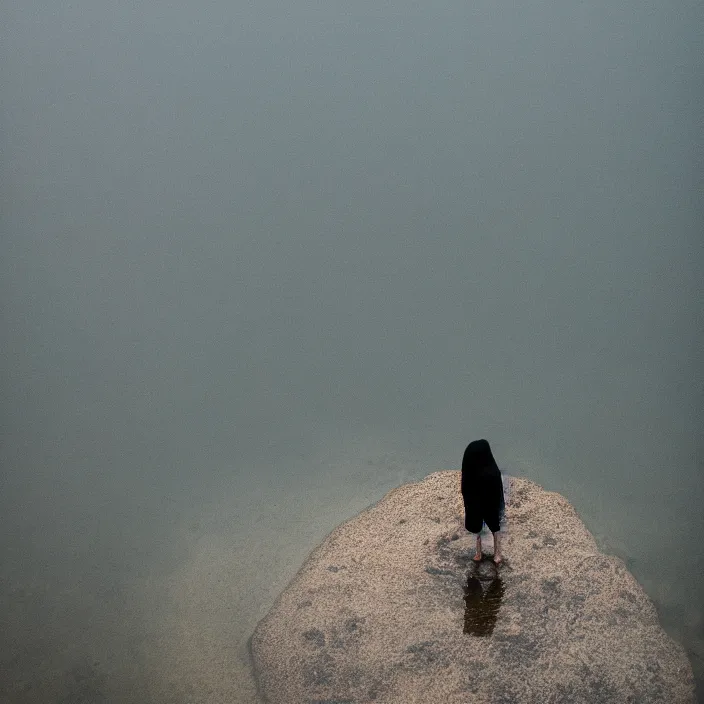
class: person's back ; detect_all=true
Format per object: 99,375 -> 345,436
461,439 -> 505,563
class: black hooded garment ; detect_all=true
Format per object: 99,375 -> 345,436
461,439 -> 505,534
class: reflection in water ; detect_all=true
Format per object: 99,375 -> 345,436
463,571 -> 504,636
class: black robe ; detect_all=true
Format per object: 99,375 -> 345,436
461,439 -> 505,534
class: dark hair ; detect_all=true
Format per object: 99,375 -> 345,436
461,439 -> 505,533
461,439 -> 500,493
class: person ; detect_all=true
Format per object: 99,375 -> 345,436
461,439 -> 506,564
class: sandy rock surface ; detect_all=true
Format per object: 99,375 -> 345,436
250,472 -> 695,703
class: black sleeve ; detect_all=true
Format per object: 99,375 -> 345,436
497,472 -> 506,514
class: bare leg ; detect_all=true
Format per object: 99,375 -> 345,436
492,532 -> 503,564
473,534 -> 482,561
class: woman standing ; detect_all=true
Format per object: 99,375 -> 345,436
461,439 -> 506,564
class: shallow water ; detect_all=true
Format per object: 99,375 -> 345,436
464,569 -> 505,637
2,0 -> 702,701
1,434 -> 702,702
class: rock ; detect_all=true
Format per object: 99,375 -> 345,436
250,472 -> 695,703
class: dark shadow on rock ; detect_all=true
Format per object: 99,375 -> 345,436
463,571 -> 504,637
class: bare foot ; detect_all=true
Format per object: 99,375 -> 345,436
492,532 -> 503,565
473,537 -> 482,561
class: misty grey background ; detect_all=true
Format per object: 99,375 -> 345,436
2,0 -> 702,701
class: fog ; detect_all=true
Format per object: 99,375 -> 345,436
2,0 -> 702,700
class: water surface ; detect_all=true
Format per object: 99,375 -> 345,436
2,0 -> 702,700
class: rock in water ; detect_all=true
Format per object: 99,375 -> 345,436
250,472 -> 695,703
